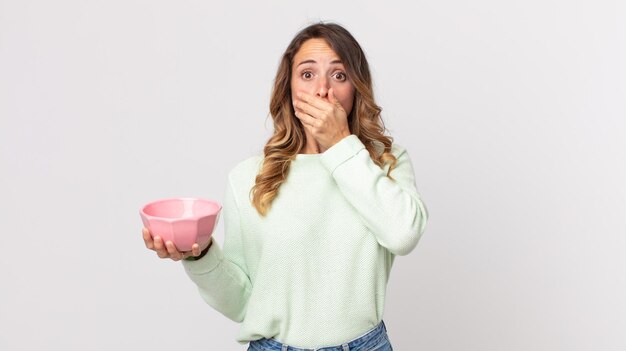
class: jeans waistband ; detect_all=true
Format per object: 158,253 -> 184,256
249,320 -> 388,351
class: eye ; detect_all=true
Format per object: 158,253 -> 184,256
301,71 -> 313,80
334,72 -> 347,81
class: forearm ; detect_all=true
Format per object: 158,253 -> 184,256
321,135 -> 428,255
182,239 -> 251,322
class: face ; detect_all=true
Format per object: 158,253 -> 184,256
291,38 -> 355,115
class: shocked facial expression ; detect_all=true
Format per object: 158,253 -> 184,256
291,38 -> 355,116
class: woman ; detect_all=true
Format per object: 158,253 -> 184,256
143,22 -> 428,350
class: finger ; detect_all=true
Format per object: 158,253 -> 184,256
165,241 -> 184,261
191,243 -> 200,257
296,91 -> 332,111
153,236 -> 169,258
328,88 -> 346,112
142,228 -> 154,250
295,112 -> 317,134
328,88 -> 340,107
294,110 -> 319,129
153,235 -> 163,250
293,99 -> 323,119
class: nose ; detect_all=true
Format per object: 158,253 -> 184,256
316,76 -> 329,98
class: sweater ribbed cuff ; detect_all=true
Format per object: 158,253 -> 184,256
320,134 -> 366,174
181,237 -> 223,274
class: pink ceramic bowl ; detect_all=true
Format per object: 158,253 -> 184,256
140,197 -> 221,252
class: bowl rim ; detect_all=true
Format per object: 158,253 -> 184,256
140,197 -> 222,222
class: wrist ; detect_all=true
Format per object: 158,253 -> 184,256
326,132 -> 351,151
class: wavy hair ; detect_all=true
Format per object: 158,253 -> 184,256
251,22 -> 398,216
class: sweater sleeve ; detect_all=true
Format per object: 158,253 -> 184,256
320,134 -> 429,256
181,176 -> 252,322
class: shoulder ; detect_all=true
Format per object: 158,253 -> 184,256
390,142 -> 408,158
371,139 -> 409,159
227,153 -> 264,187
370,140 -> 415,175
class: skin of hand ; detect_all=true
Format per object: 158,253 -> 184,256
293,88 -> 352,151
142,227 -> 211,261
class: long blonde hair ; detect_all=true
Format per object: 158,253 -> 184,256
251,22 -> 398,216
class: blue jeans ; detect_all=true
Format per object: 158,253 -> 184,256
247,320 -> 393,351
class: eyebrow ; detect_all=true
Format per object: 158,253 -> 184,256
296,59 -> 343,67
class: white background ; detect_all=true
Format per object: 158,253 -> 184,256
1,1 -> 625,350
